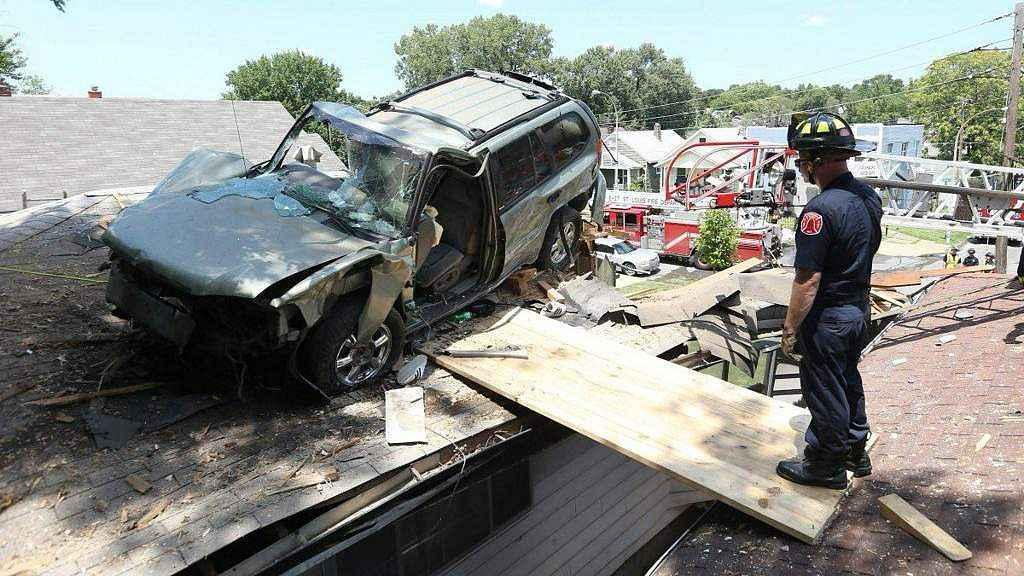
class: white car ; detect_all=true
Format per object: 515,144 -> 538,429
593,237 -> 661,275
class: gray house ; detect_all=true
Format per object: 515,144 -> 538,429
0,90 -> 341,212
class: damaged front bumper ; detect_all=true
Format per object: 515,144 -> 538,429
107,261 -> 196,347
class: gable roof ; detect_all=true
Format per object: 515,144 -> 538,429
599,127 -> 683,169
0,97 -> 343,212
658,126 -> 752,169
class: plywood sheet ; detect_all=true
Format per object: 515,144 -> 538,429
871,265 -> 994,288
423,308 -> 854,543
636,258 -> 760,327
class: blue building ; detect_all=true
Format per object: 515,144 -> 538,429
744,122 -> 924,157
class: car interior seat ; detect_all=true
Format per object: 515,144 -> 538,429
414,173 -> 482,293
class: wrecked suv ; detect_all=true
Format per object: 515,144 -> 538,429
103,70 -> 605,394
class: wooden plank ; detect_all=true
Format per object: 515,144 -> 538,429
636,258 -> 760,327
385,387 -> 426,445
871,265 -> 994,288
878,494 -> 972,561
737,268 -> 793,306
422,308 -> 855,544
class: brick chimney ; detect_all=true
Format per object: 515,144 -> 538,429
87,86 -> 102,99
0,82 -> 11,97
654,122 -> 662,140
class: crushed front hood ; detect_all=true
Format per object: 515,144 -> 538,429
104,191 -> 375,299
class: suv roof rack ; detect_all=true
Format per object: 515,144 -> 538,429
496,70 -> 560,93
377,102 -> 486,141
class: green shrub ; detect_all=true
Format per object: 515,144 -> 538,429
696,209 -> 739,270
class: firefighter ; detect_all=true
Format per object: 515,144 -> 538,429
962,248 -> 980,267
945,247 -> 960,269
778,112 -> 881,489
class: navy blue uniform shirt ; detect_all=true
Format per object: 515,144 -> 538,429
794,172 -> 882,310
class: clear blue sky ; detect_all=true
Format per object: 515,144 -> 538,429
1,0 -> 1016,100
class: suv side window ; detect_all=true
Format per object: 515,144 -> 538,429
540,112 -> 590,169
594,243 -> 612,254
495,132 -> 553,207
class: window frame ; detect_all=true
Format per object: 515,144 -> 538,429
538,111 -> 591,172
493,128 -> 556,210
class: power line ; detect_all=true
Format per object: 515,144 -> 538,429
596,11 -> 1013,120
649,68 -> 1001,132
598,38 -> 1013,128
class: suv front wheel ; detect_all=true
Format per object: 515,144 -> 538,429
539,206 -> 581,272
302,297 -> 405,395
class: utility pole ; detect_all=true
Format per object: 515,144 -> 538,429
1002,2 -> 1024,167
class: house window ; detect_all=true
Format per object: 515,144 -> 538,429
900,142 -> 909,156
539,112 -> 590,169
886,143 -> 895,153
616,169 -> 628,188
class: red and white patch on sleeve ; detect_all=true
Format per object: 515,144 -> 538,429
800,212 -> 823,236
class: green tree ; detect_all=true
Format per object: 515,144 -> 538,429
552,43 -> 699,129
16,74 -> 51,95
709,81 -> 791,127
696,209 -> 740,270
223,50 -> 366,118
0,33 -> 27,85
394,14 -> 554,89
909,50 -> 1011,164
843,74 -> 909,124
787,83 -> 848,116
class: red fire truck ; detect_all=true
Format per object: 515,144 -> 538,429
600,137 -> 794,266
603,205 -> 781,267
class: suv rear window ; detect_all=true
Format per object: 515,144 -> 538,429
540,112 -> 590,169
494,132 -> 552,207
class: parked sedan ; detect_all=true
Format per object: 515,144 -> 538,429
593,237 -> 660,275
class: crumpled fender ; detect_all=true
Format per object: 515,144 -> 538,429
269,238 -> 416,340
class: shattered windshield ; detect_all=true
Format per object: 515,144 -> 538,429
265,103 -> 428,238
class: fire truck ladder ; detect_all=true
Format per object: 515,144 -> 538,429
661,140 -> 791,209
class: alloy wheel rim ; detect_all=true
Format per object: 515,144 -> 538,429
549,221 -> 577,264
334,325 -> 392,387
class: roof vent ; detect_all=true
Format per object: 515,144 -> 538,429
88,86 -> 102,99
654,122 -> 662,141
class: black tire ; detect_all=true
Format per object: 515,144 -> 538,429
539,206 -> 582,272
622,262 -> 637,276
689,248 -> 714,271
302,298 -> 405,395
568,191 -> 590,213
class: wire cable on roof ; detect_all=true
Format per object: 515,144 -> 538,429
596,11 -> 1013,120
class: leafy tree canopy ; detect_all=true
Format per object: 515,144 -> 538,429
708,81 -> 791,127
223,50 -> 366,118
843,74 -> 908,124
394,14 -> 553,89
552,43 -> 699,130
16,74 -> 51,95
0,33 -> 27,85
909,50 -> 1012,164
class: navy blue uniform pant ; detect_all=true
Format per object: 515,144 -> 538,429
798,304 -> 871,460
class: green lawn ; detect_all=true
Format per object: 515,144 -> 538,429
885,225 -> 970,246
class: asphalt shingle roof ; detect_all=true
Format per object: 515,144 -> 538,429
0,97 -> 343,212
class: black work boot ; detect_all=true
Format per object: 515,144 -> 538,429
845,440 -> 872,478
776,452 -> 848,489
